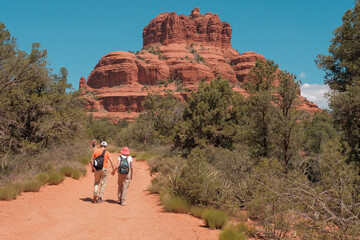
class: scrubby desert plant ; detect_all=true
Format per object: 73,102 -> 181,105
71,169 -> 82,179
47,171 -> 65,185
60,166 -> 74,177
36,172 -> 49,184
235,222 -> 257,237
23,179 -> 43,192
219,227 -> 247,240
174,148 -> 233,207
78,152 -> 91,165
0,185 -> 21,200
161,192 -> 190,213
202,209 -> 228,229
190,206 -> 205,219
107,147 -> 121,153
148,178 -> 163,194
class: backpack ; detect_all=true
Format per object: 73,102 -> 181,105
93,150 -> 106,170
118,156 -> 130,174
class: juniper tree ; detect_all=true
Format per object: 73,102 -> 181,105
272,70 -> 302,173
174,76 -> 245,150
245,59 -> 278,158
316,1 -> 360,163
0,21 -> 84,154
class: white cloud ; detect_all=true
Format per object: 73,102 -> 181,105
300,83 -> 330,109
299,72 -> 306,78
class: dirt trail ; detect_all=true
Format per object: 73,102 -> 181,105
0,152 -> 219,240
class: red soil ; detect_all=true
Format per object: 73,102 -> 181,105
0,152 -> 219,240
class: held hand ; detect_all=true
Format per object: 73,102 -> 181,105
91,168 -> 95,173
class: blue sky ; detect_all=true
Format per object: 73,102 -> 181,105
0,0 -> 356,108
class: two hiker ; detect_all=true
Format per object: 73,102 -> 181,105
90,142 -> 133,205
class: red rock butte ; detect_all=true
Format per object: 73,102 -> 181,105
80,8 -> 320,121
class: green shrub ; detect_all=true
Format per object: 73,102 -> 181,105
60,166 -> 74,177
174,148 -> 233,207
13,182 -> 25,192
78,167 -> 87,176
148,178 -> 162,194
23,179 -> 43,192
107,147 -> 120,153
71,169 -> 82,179
148,155 -> 186,175
244,224 -> 257,237
36,172 -> 49,184
133,151 -> 158,161
190,206 -> 205,219
202,209 -> 228,229
0,185 -> 21,200
47,171 -> 65,185
161,193 -> 190,213
219,228 -> 247,240
78,154 -> 91,165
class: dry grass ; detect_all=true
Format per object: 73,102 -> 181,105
47,171 -> 65,185
202,209 -> 228,229
0,185 -> 21,200
219,227 -> 247,240
132,150 -> 160,161
160,192 -> 190,213
23,179 -> 43,192
60,166 -> 74,177
36,172 -> 49,184
190,206 -> 205,219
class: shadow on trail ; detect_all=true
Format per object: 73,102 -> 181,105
80,197 -> 93,202
105,199 -> 119,205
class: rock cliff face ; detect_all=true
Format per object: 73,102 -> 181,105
143,8 -> 232,48
81,8 -> 320,121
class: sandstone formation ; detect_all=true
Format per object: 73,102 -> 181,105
79,76 -> 86,89
81,8 -> 320,121
143,8 -> 232,48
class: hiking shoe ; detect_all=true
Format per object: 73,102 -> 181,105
96,197 -> 103,203
120,201 -> 126,206
92,195 -> 97,203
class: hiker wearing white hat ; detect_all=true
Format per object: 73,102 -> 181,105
90,141 -> 115,203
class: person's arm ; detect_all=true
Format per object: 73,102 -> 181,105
109,156 -> 115,173
112,157 -> 119,175
90,156 -> 95,172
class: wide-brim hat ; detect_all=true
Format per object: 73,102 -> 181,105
121,147 -> 130,155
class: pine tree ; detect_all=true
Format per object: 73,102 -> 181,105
316,1 -> 360,163
245,59 -> 278,158
272,70 -> 302,173
174,76 -> 244,150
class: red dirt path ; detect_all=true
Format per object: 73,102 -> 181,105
0,152 -> 219,240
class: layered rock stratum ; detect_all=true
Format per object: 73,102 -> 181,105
80,8 -> 320,121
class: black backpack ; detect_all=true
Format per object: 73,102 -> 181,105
118,156 -> 130,174
93,150 -> 106,170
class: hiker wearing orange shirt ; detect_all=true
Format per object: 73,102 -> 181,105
90,141 -> 115,203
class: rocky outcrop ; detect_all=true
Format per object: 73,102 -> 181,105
87,52 -> 138,88
143,8 -> 232,48
232,52 -> 267,83
82,8 -> 321,121
79,76 -> 86,88
86,9 -> 265,89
